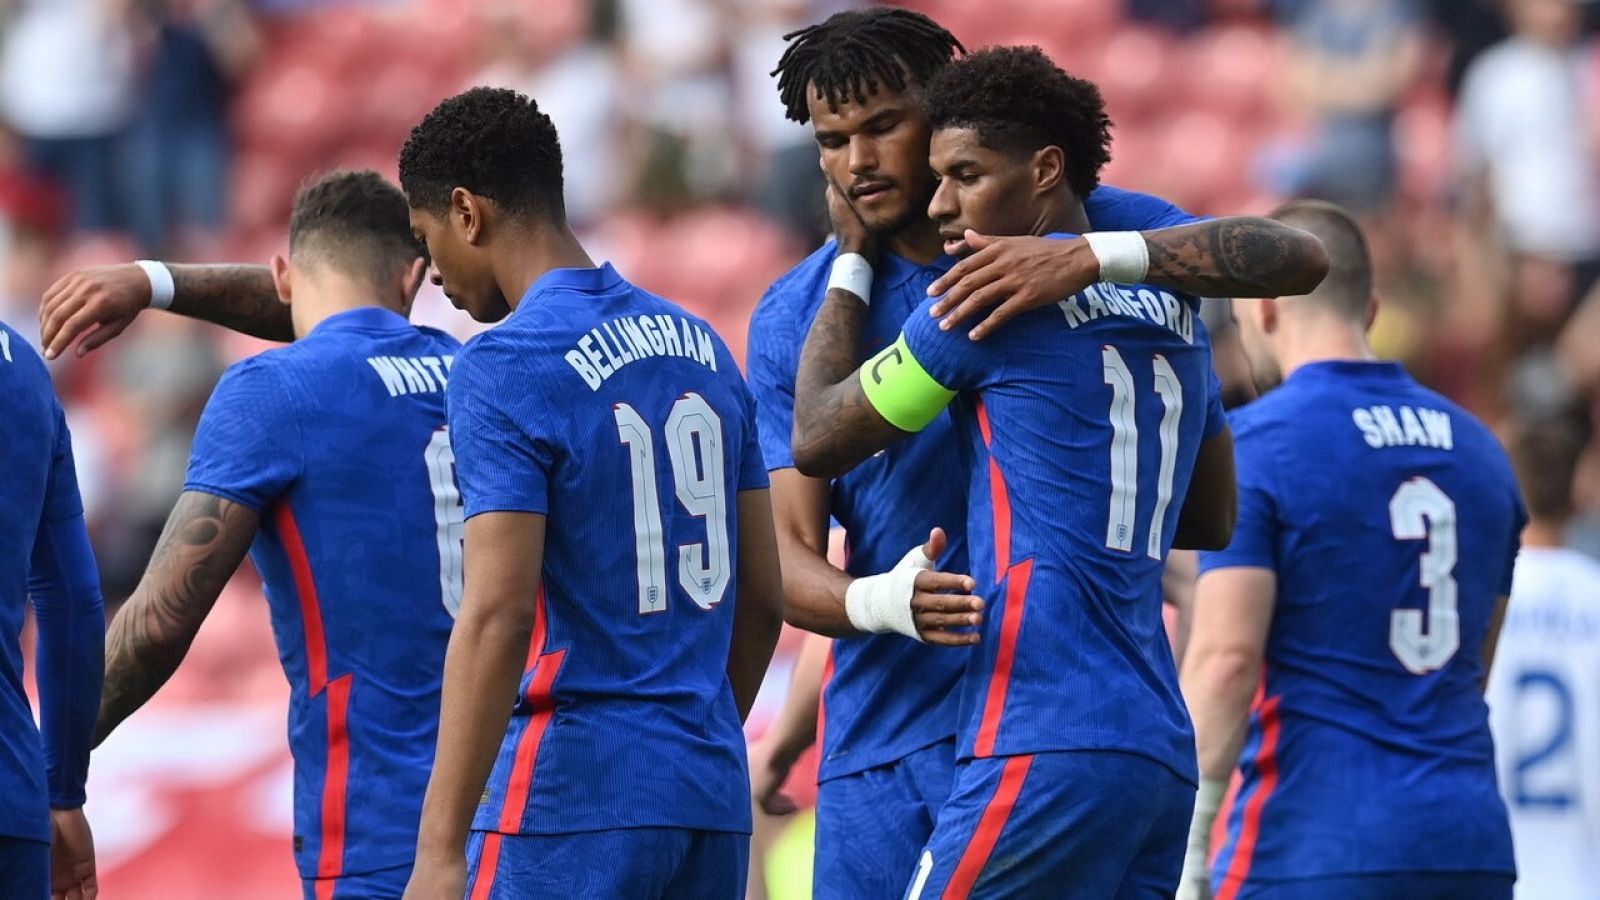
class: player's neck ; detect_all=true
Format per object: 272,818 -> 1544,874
1522,519 -> 1568,549
289,275 -> 396,339
1276,322 -> 1376,379
884,218 -> 944,266
496,222 -> 596,311
1040,198 -> 1091,239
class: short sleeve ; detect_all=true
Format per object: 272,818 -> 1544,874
745,294 -> 800,472
448,335 -> 554,518
184,359 -> 304,512
41,402 -> 84,524
1198,419 -> 1277,572
736,377 -> 770,492
1084,185 -> 1207,231
1501,484 -> 1528,596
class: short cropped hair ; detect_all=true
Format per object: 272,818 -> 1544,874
771,7 -> 964,124
398,86 -> 565,221
923,45 -> 1112,199
288,170 -> 426,284
1505,416 -> 1586,524
1268,200 -> 1372,318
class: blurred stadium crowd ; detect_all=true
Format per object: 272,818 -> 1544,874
1,0 -> 1598,895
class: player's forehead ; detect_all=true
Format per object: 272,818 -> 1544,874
929,126 -> 992,170
806,81 -> 924,133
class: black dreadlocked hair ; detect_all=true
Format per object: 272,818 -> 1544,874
924,45 -> 1112,199
772,7 -> 964,124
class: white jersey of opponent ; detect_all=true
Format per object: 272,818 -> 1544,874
1487,546 -> 1600,900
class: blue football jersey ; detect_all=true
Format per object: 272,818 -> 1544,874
886,268 -> 1223,780
745,186 -> 1204,782
0,323 -> 88,843
1198,361 -> 1522,886
184,307 -> 461,879
447,264 -> 769,837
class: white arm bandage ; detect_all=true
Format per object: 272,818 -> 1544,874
844,542 -> 936,641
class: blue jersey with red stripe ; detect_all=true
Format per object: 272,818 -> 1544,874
1198,362 -> 1521,886
895,267 -> 1224,780
447,264 -> 768,837
0,322 -> 96,843
184,307 -> 462,879
746,186 -> 1204,783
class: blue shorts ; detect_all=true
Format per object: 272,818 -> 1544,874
465,827 -> 747,899
815,739 -> 956,900
301,863 -> 411,899
0,838 -> 47,900
907,750 -> 1194,900
1217,872 -> 1515,900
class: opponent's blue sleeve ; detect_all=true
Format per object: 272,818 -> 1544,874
1198,418 -> 1279,573
30,406 -> 102,809
1084,185 -> 1208,230
184,358 -> 305,512
746,292 -> 800,471
448,334 -> 555,518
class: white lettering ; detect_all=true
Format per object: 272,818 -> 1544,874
1059,296 -> 1090,328
1401,406 -> 1429,446
658,315 -> 683,355
0,330 -> 10,363
619,317 -> 653,360
639,316 -> 667,355
393,357 -> 430,394
1138,289 -> 1165,325
367,357 -> 407,396
679,319 -> 702,363
1353,408 -> 1385,448
566,349 -> 602,390
695,326 -> 717,371
1420,408 -> 1453,450
1372,405 -> 1405,445
580,335 -> 613,380
419,356 -> 449,388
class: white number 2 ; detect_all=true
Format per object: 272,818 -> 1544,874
424,429 -> 465,618
614,393 -> 730,614
1388,476 -> 1460,674
1102,347 -> 1184,560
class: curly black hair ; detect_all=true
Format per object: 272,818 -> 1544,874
398,86 -> 564,220
289,169 -> 427,279
923,46 -> 1112,199
771,7 -> 964,124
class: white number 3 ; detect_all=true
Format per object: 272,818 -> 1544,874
1388,476 -> 1460,674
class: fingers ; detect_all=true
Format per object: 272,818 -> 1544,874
922,526 -> 946,561
52,302 -> 114,360
927,245 -> 1004,317
921,629 -> 981,647
967,295 -> 1035,341
761,791 -> 799,816
913,569 -> 976,594
41,288 -> 88,360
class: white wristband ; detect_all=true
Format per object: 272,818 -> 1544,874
844,543 -> 936,641
827,252 -> 874,304
136,260 -> 176,311
1083,231 -> 1150,285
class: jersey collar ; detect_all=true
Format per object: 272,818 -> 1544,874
1289,359 -> 1408,383
519,262 -> 624,306
309,306 -> 413,336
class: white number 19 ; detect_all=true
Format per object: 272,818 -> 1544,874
614,393 -> 731,615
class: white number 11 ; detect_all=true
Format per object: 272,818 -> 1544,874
1102,346 -> 1184,560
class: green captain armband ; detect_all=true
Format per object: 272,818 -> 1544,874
859,334 -> 956,433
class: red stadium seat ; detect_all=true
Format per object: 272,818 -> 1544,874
1182,24 -> 1277,123
1092,25 -> 1178,126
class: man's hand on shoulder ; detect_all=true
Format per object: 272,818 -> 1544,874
40,264 -> 153,360
926,232 -> 1101,340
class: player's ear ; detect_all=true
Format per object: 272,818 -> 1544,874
1258,297 -> 1279,334
269,254 -> 292,306
1033,145 -> 1065,195
398,256 -> 426,315
451,187 -> 484,245
1365,292 -> 1380,332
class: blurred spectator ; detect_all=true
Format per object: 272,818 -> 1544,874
471,0 -> 628,227
122,0 -> 261,257
1426,0 -> 1509,97
0,0 -> 140,233
1127,0 -> 1209,33
1456,0 -> 1600,338
1274,0 -> 1424,213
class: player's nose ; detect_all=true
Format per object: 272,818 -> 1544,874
847,135 -> 877,175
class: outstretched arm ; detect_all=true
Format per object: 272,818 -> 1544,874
41,263 -> 288,359
96,491 -> 258,744
926,217 -> 1330,339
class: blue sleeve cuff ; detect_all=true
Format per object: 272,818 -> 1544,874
29,514 -> 104,807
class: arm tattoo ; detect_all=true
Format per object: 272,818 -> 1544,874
96,492 -> 259,745
169,264 -> 294,342
1144,217 -> 1328,299
792,288 -> 906,478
